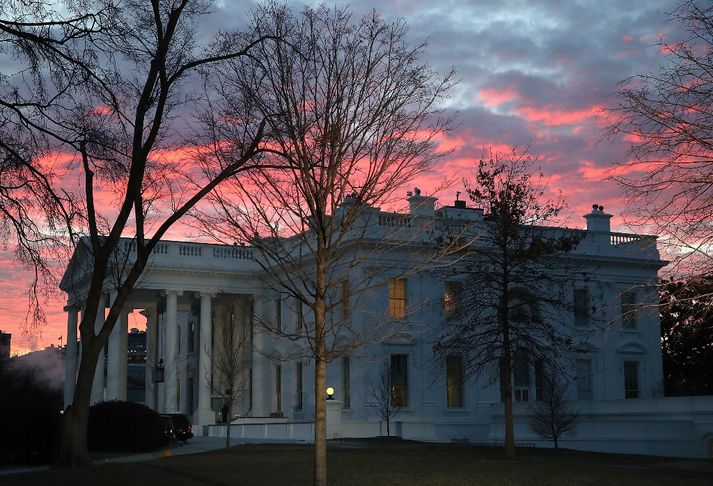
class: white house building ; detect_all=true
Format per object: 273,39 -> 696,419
60,191 -> 713,458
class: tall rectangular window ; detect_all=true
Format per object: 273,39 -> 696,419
534,359 -> 546,401
444,281 -> 463,320
342,356 -> 351,409
624,360 -> 639,398
275,298 -> 282,332
576,359 -> 592,400
621,291 -> 637,329
574,288 -> 589,327
446,355 -> 464,407
388,278 -> 407,319
513,349 -> 530,402
390,354 -> 408,407
274,364 -> 282,412
188,320 -> 195,353
342,281 -> 351,322
295,362 -> 303,411
296,300 -> 304,330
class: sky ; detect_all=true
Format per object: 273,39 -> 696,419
1,0 -> 680,353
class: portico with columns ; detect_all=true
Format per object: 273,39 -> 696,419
60,240 -> 268,428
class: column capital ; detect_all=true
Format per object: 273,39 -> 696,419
162,289 -> 184,297
198,291 -> 217,299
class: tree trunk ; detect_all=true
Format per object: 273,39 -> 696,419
226,402 -> 232,448
386,419 -> 390,437
57,342 -> 98,466
502,375 -> 515,458
314,353 -> 327,486
501,291 -> 516,459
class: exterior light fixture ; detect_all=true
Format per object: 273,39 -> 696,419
155,358 -> 165,383
326,387 -> 335,400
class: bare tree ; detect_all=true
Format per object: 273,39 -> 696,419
607,1 -> 713,294
434,151 -> 584,458
0,1 -> 274,466
369,363 -> 402,437
528,373 -> 580,449
210,296 -> 251,449
193,4 -> 454,485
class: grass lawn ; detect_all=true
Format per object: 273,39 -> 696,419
3,439 -> 711,485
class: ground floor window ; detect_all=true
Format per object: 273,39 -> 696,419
624,360 -> 639,399
576,359 -> 593,400
295,362 -> 303,411
390,354 -> 408,407
274,364 -> 282,412
446,355 -> 464,407
513,349 -> 530,402
342,356 -> 351,409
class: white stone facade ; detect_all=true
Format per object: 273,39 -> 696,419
60,195 -> 713,458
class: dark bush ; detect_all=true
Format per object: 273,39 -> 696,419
0,364 -> 62,465
88,400 -> 165,452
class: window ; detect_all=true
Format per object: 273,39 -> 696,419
444,281 -> 463,320
446,355 -> 464,407
576,359 -> 593,400
274,364 -> 282,412
342,281 -> 351,322
295,362 -> 303,411
534,359 -> 546,401
513,349 -> 530,402
296,300 -> 304,330
390,354 -> 408,407
187,377 -> 194,413
275,298 -> 282,332
624,360 -> 639,398
188,320 -> 195,353
388,278 -> 407,319
621,291 -> 637,329
342,356 -> 351,409
574,288 -> 589,327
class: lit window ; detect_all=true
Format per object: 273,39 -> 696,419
574,288 -> 589,327
444,281 -> 463,320
390,354 -> 408,407
388,278 -> 407,319
621,291 -> 637,329
446,355 -> 464,407
576,359 -> 592,400
624,360 -> 639,398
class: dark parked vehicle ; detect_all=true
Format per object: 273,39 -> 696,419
160,414 -> 193,443
159,415 -> 176,444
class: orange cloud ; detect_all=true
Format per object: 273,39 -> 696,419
518,105 -> 604,126
478,88 -> 518,107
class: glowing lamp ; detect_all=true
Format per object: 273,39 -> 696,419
326,387 -> 335,400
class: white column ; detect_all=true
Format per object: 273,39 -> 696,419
251,295 -> 268,416
196,291 -> 214,426
144,308 -> 157,410
163,290 -> 180,413
63,305 -> 78,408
178,313 -> 188,414
91,294 -> 106,404
106,292 -> 128,400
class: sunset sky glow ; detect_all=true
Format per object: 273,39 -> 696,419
1,0 -> 680,353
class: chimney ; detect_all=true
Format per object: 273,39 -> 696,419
407,187 -> 437,217
584,204 -> 612,233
